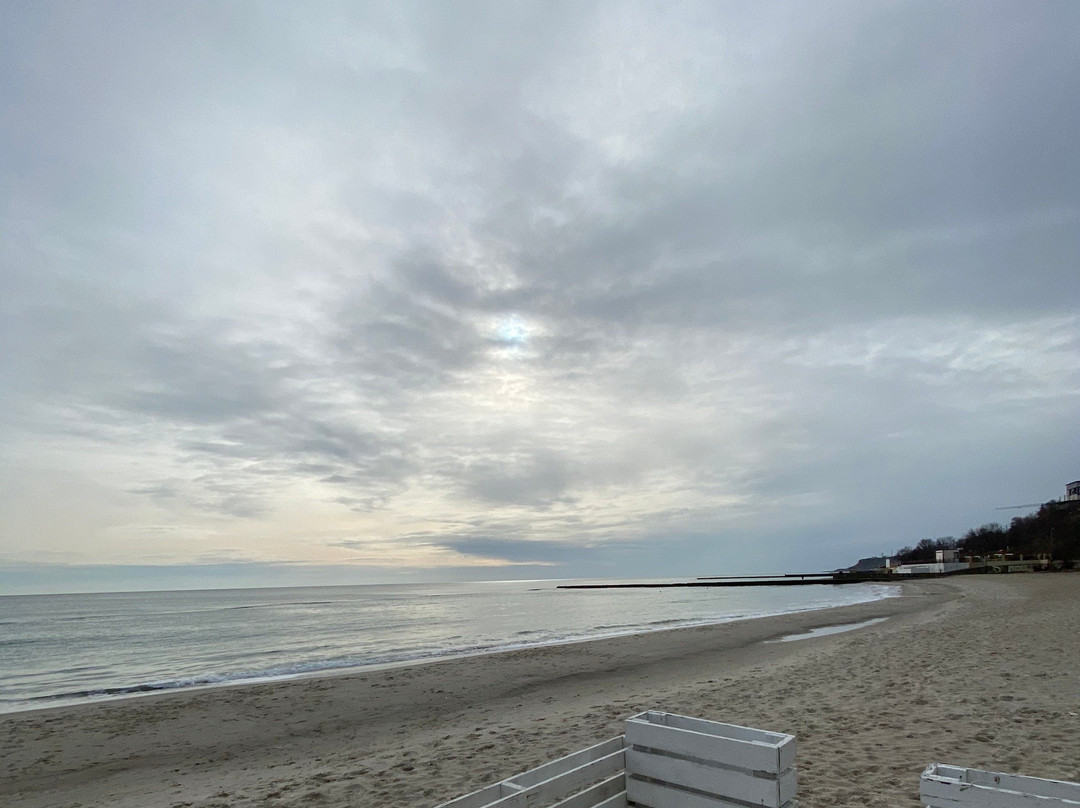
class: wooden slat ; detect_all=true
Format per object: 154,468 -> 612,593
627,712 -> 795,772
548,774 -> 625,808
512,738 -> 626,788
436,779 -> 527,808
438,780 -> 510,808
921,779 -> 1080,807
955,768 -> 1080,802
636,711 -> 792,747
921,770 -> 1080,808
627,777 -> 742,808
626,748 -> 795,807
626,720 -> 780,774
479,749 -> 626,808
626,777 -> 796,808
436,738 -> 625,808
592,792 -> 628,808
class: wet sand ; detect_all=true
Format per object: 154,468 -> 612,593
3,573 -> 1079,807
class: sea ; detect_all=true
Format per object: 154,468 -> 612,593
0,579 -> 897,713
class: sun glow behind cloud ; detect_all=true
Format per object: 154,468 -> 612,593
493,315 -> 530,349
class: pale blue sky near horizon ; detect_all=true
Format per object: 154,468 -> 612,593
2,1 -> 1078,595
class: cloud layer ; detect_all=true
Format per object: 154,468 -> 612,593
2,1 -> 1078,592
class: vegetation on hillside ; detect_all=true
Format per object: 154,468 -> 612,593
893,502 -> 1080,565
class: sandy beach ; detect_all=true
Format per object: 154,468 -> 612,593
3,573 -> 1079,808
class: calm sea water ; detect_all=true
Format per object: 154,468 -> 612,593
0,579 -> 897,713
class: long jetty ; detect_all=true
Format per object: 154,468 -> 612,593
555,569 -> 977,589
558,573 -> 847,589
558,579 -> 841,589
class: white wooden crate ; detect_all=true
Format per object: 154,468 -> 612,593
433,711 -> 797,808
921,763 -> 1080,808
625,711 -> 796,808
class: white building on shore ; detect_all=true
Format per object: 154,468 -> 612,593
889,548 -> 970,575
892,560 -> 972,575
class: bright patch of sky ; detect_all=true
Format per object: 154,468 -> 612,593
494,316 -> 530,348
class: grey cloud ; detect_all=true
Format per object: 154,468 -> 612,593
463,451 -> 576,507
450,4 -> 1080,333
2,1 -> 1078,585
187,476 -> 270,519
126,483 -> 181,499
122,335 -> 281,424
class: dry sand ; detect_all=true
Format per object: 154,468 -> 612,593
2,573 -> 1079,808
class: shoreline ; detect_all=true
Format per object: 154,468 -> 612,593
4,574 -> 1079,807
2,581 -> 900,716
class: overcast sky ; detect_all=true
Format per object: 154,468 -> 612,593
2,1 -> 1078,594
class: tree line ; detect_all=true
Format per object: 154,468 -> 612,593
893,502 -> 1080,565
